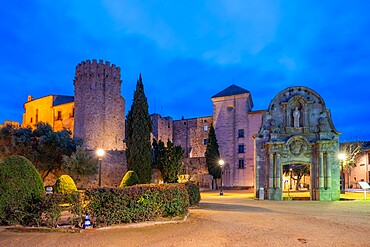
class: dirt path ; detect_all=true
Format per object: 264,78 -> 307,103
1,191 -> 369,247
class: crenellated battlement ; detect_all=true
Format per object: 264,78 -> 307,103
75,59 -> 121,83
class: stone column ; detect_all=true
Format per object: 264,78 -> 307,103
319,152 -> 324,189
276,154 -> 281,188
326,153 -> 332,188
269,153 -> 274,188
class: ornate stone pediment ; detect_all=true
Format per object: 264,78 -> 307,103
289,139 -> 306,156
286,136 -> 309,157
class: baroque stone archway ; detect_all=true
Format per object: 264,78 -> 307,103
254,86 -> 341,201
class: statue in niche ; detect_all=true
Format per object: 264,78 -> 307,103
293,107 -> 300,128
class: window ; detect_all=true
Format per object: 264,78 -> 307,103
203,139 -> 207,145
30,117 -> 33,123
238,144 -> 244,153
238,129 -> 244,138
203,125 -> 208,132
238,159 -> 245,169
57,111 -> 62,120
227,105 -> 234,112
35,109 -> 38,123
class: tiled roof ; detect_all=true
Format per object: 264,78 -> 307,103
53,95 -> 74,106
211,84 -> 250,98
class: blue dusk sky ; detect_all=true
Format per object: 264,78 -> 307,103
0,1 -> 369,141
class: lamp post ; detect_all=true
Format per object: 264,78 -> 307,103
97,148 -> 105,187
219,159 -> 225,196
289,168 -> 293,190
338,153 -> 347,194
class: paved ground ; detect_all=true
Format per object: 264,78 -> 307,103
1,191 -> 369,247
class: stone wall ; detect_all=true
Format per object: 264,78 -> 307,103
173,116 -> 213,158
151,114 -> 173,144
44,150 -> 126,189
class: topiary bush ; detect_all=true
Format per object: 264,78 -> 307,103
119,170 -> 140,188
0,155 -> 45,225
54,175 -> 77,195
185,182 -> 201,206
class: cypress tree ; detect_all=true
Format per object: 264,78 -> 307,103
153,139 -> 184,183
126,74 -> 152,183
205,124 -> 221,180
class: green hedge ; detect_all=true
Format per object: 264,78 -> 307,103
185,182 -> 201,206
85,184 -> 189,227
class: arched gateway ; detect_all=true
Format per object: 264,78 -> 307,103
254,86 -> 341,201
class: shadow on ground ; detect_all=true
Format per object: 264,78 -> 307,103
199,202 -> 274,213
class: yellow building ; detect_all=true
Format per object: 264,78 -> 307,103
22,95 -> 74,135
0,120 -> 20,129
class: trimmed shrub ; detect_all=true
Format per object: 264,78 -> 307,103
54,175 -> 77,195
185,182 -> 201,206
0,155 -> 45,225
86,184 -> 189,227
119,170 -> 140,188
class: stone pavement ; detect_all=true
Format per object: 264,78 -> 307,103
1,190 -> 369,247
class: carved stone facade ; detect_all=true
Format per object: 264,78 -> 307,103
255,86 -> 341,201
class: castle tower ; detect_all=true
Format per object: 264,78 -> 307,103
74,59 -> 125,150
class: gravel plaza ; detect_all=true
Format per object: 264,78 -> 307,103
0,190 -> 369,247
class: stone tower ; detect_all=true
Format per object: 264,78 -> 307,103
211,84 -> 263,187
74,59 -> 125,150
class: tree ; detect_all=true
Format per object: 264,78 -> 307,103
152,138 -> 165,170
339,141 -> 367,189
0,123 -> 81,180
283,164 -> 310,190
61,146 -> 98,178
205,124 -> 221,185
32,126 -> 81,180
339,141 -> 365,170
152,139 -> 184,183
126,74 -> 153,183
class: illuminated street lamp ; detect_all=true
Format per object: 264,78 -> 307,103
219,159 -> 225,196
97,148 -> 105,187
338,153 -> 347,194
